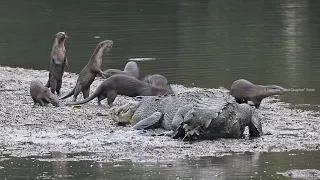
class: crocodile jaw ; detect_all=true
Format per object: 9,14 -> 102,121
109,107 -> 135,124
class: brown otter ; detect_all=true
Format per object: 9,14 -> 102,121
143,74 -> 174,93
30,80 -> 60,107
61,40 -> 113,101
230,79 -> 286,108
45,32 -> 68,95
65,74 -> 174,106
102,61 -> 140,79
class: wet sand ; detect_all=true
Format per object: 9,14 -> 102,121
0,66 -> 319,163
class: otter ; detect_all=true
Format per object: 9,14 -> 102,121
45,32 -> 68,95
30,80 -> 60,107
230,79 -> 286,108
102,61 -> 140,79
65,74 -> 174,106
61,40 -> 113,101
123,61 -> 140,79
143,74 -> 174,93
102,69 -> 135,79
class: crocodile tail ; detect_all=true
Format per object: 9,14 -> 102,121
65,88 -> 101,106
60,87 -> 75,99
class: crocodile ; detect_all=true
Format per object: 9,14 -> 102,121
109,88 -> 262,140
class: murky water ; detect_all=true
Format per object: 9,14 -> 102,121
1,0 -> 320,179
0,151 -> 319,180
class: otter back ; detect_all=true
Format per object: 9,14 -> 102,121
66,74 -> 174,106
102,61 -> 140,79
123,61 -> 140,79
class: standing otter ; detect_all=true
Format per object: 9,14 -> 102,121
102,61 -> 140,79
61,40 -> 113,101
143,74 -> 174,93
230,79 -> 286,108
65,74 -> 174,106
30,80 -> 60,107
45,32 -> 68,95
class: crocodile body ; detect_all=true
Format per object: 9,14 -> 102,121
109,88 -> 262,140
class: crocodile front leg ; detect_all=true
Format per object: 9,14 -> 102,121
248,112 -> 262,137
236,103 -> 262,137
171,104 -> 194,131
133,112 -> 164,130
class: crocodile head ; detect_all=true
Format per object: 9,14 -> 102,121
108,96 -> 164,125
109,101 -> 139,125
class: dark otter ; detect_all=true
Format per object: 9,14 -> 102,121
65,74 -> 174,106
61,40 -> 113,101
102,61 -> 140,79
45,32 -> 68,95
143,74 -> 174,93
230,79 -> 286,108
30,80 -> 60,107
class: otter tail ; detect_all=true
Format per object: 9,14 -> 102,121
65,88 -> 101,106
60,88 -> 75,100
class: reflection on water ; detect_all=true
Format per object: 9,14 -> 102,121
0,151 -> 319,180
0,0 -> 320,107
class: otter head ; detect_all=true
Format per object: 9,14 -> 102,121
55,32 -> 68,42
154,85 -> 174,96
44,88 -> 60,107
94,40 -> 113,59
265,85 -> 286,96
144,74 -> 169,86
98,40 -> 113,52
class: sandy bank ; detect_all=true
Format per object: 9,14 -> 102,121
0,66 -> 319,162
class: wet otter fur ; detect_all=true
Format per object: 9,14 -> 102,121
45,32 -> 68,95
143,74 -> 174,94
65,74 -> 174,106
61,40 -> 113,101
102,61 -> 140,79
30,80 -> 60,107
230,79 -> 286,108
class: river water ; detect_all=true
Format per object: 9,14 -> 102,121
1,151 -> 320,180
0,0 -> 320,179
